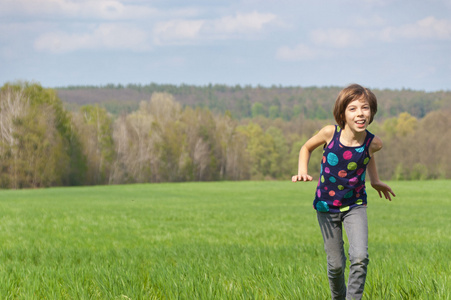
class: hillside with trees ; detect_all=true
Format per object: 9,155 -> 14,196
57,83 -> 451,120
1,81 -> 450,189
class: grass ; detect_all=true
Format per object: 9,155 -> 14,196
0,180 -> 449,299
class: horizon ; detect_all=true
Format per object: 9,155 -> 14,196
47,82 -> 451,93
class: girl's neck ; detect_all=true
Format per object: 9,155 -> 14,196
340,126 -> 367,147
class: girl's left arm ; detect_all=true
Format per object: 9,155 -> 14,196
367,136 -> 396,201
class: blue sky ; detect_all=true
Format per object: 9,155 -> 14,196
1,0 -> 450,91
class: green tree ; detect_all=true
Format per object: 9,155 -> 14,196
238,122 -> 278,179
395,112 -> 418,136
266,126 -> 289,178
73,105 -> 115,184
268,105 -> 280,119
251,102 -> 266,118
0,82 -> 85,188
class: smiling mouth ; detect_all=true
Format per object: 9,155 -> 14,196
356,120 -> 366,127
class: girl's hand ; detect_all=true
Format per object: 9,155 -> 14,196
292,174 -> 313,182
371,181 -> 396,201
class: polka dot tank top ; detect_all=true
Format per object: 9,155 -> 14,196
314,125 -> 374,213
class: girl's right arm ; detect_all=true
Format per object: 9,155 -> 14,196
292,125 -> 335,182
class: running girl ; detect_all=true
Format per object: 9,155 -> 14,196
292,84 -> 395,300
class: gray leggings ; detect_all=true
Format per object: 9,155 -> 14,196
317,205 -> 369,300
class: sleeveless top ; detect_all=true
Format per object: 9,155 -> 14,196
313,125 -> 374,213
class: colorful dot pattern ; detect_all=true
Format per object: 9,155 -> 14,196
314,125 -> 374,213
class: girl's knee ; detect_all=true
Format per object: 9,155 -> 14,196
328,265 -> 345,276
349,252 -> 369,266
327,259 -> 346,275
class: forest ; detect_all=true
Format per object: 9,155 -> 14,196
1,81 -> 450,188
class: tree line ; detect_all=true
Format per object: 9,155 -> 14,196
1,81 -> 450,189
58,83 -> 451,121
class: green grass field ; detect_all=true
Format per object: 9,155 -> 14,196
0,180 -> 449,299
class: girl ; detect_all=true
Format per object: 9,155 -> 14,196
292,84 -> 395,300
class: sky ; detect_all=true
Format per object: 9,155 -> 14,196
1,0 -> 451,91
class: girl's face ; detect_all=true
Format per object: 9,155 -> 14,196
344,97 -> 371,132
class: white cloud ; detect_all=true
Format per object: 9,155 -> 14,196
380,16 -> 451,41
354,15 -> 387,27
310,28 -> 362,48
153,20 -> 205,45
34,23 -> 150,53
344,0 -> 399,7
276,15 -> 451,61
153,11 -> 277,45
0,0 -> 155,20
275,28 -> 362,61
276,44 -> 322,61
212,11 -> 277,34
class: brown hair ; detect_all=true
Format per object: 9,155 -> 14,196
333,84 -> 378,129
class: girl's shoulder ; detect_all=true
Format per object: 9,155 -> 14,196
369,135 -> 383,155
318,125 -> 336,146
320,125 -> 337,136
320,124 -> 336,136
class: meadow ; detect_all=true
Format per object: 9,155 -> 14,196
0,180 -> 449,299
